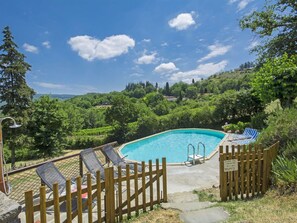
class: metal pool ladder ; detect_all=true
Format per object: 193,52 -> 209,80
187,142 -> 206,165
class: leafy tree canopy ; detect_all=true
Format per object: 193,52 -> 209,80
251,54 -> 297,108
28,96 -> 68,157
240,0 -> 297,62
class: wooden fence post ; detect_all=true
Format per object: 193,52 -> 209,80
66,179 -> 72,223
76,176 -> 83,223
142,161 -> 146,212
96,171 -> 102,223
105,167 -> 115,223
25,190 -> 34,223
162,158 -> 167,202
79,156 -> 83,177
87,173 -> 93,223
40,186 -> 47,223
53,183 -> 60,223
262,149 -> 268,193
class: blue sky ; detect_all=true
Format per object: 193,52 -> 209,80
0,0 -> 264,95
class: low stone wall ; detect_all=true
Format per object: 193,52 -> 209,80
0,191 -> 21,223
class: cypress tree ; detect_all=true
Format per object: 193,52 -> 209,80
0,26 -> 35,168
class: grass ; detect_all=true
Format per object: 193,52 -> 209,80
194,187 -> 297,223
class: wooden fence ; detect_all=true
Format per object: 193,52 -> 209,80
7,142 -> 117,202
24,158 -> 167,223
219,142 -> 279,201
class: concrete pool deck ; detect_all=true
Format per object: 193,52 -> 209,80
164,142 -> 232,223
167,151 -> 220,194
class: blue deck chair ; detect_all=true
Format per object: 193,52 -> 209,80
233,131 -> 259,145
228,128 -> 258,141
102,145 -> 143,173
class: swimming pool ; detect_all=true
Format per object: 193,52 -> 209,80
120,129 -> 225,164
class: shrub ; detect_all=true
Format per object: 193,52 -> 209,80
257,108 -> 297,154
65,136 -> 104,149
222,121 -> 249,133
283,140 -> 297,158
272,156 -> 297,194
250,112 -> 267,130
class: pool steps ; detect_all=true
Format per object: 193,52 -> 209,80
187,142 -> 206,165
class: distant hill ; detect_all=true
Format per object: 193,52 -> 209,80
34,94 -> 77,100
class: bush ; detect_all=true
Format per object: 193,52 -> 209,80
250,112 -> 267,130
283,140 -> 297,158
74,126 -> 112,136
222,121 -> 249,133
272,155 -> 297,194
65,136 -> 104,149
257,108 -> 297,154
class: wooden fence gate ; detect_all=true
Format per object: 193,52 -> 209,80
24,158 -> 167,223
219,142 -> 278,201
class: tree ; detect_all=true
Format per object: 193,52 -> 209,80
185,86 -> 198,99
28,96 -> 68,157
164,82 -> 170,95
240,0 -> 297,62
0,26 -> 35,167
105,95 -> 138,143
251,54 -> 297,108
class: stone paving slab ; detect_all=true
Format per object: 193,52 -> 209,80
161,201 -> 213,212
179,207 -> 229,223
168,191 -> 199,203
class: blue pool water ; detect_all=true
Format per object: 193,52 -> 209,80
120,129 -> 225,163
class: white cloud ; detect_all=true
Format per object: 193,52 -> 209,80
34,82 -> 65,89
154,62 -> 178,74
169,60 -> 228,82
68,35 -> 135,61
246,40 -> 259,50
198,43 -> 232,62
136,52 -> 157,64
23,43 -> 38,54
42,41 -> 51,49
130,73 -> 144,77
229,0 -> 254,11
168,13 -> 196,30
142,39 -> 151,43
161,42 -> 168,47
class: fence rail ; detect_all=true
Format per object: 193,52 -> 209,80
7,142 -> 117,202
219,142 -> 279,201
24,158 -> 167,223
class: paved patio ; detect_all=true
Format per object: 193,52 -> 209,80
166,152 -> 220,194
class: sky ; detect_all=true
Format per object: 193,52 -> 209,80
0,0 -> 265,95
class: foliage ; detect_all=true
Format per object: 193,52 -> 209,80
194,69 -> 253,94
251,54 -> 297,108
61,102 -> 84,132
250,112 -> 268,130
240,0 -> 297,63
272,155 -> 297,193
257,108 -> 297,153
0,26 -> 35,167
135,113 -> 159,138
283,140 -> 297,158
105,94 -> 138,125
223,121 -> 250,133
214,90 -> 263,123
28,96 -> 68,157
65,135 -> 104,150
74,126 -> 112,136
124,81 -> 157,98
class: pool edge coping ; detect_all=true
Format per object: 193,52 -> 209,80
118,128 -> 228,166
